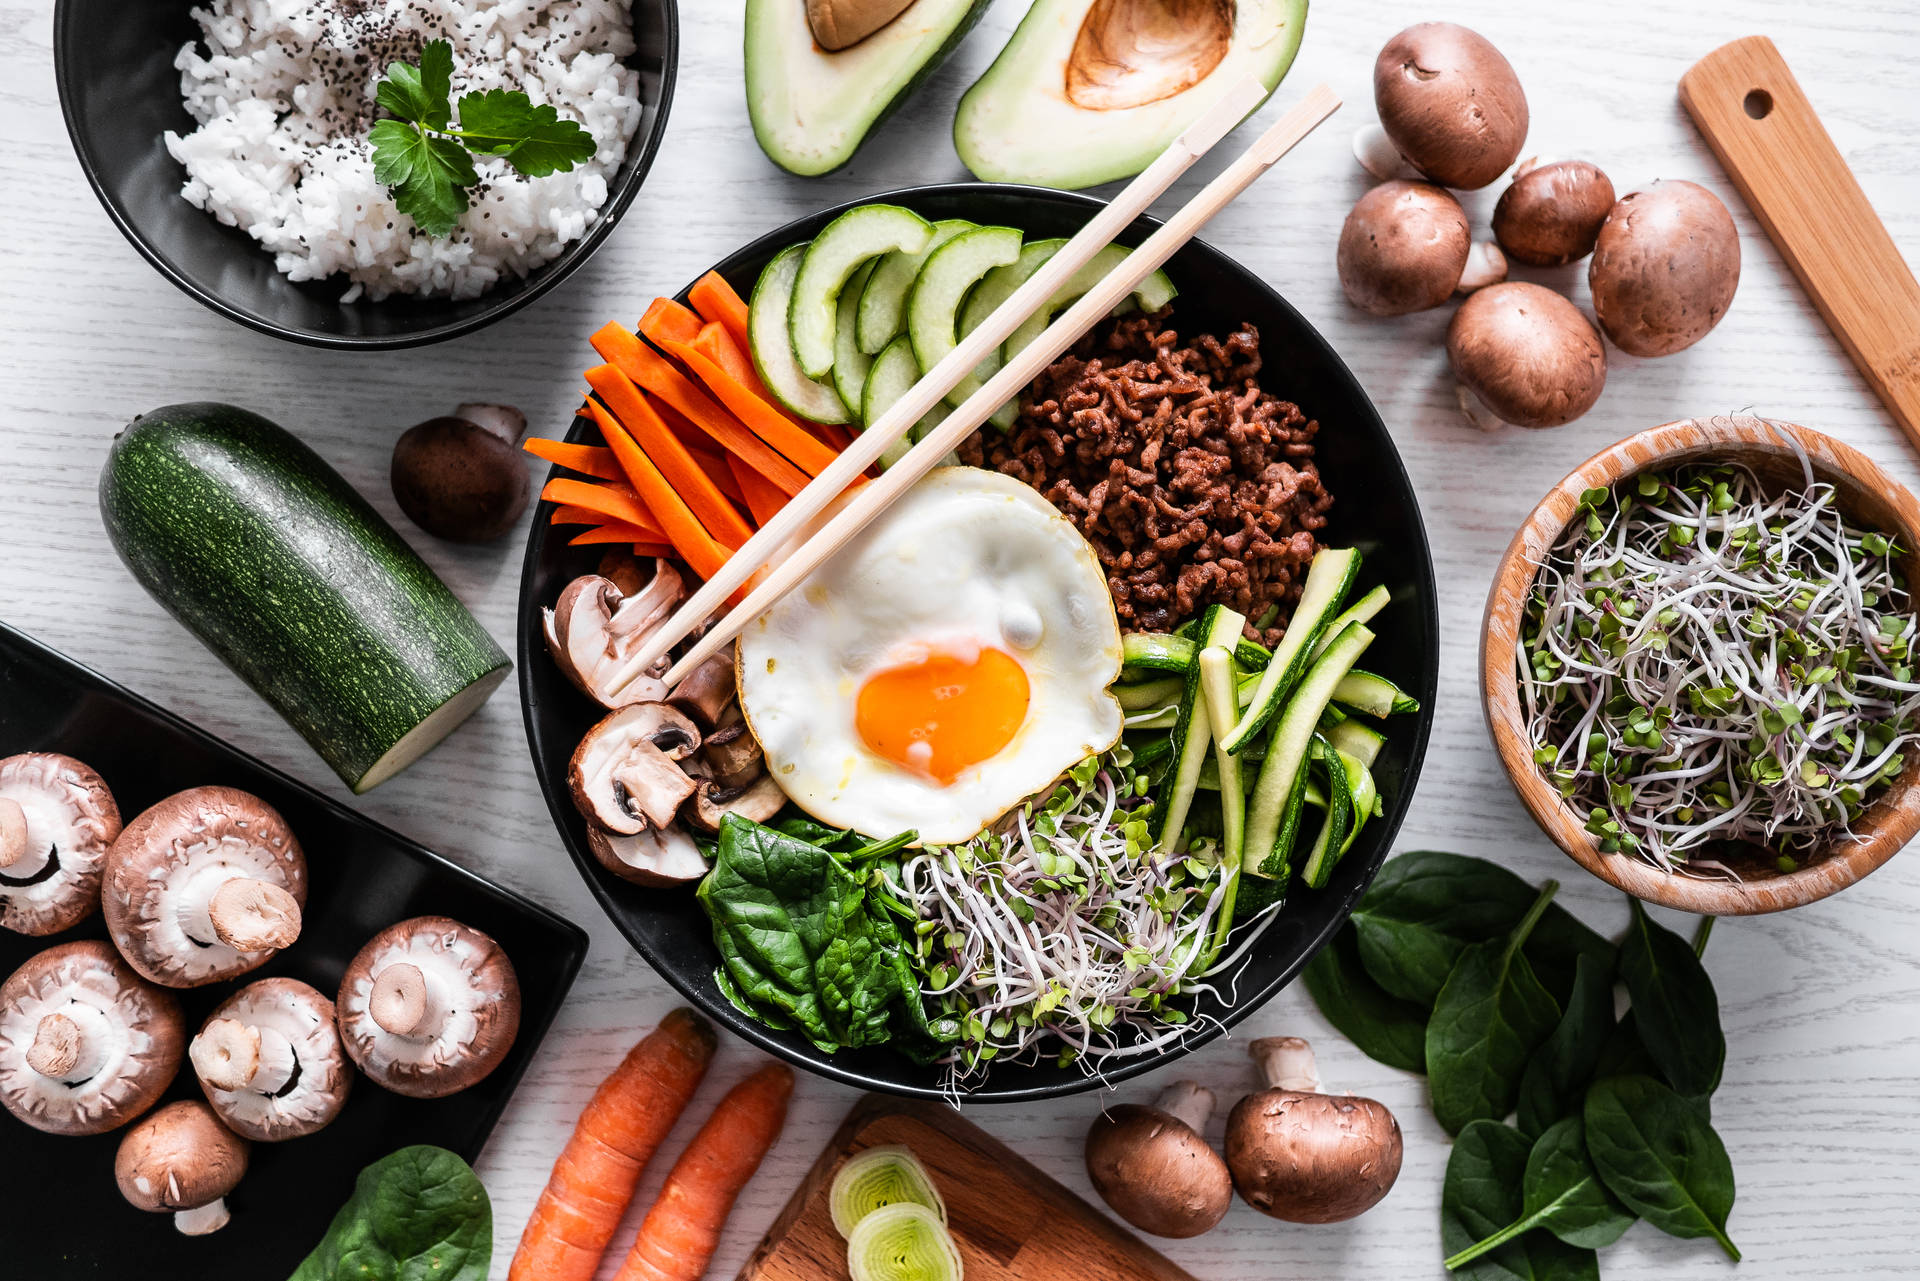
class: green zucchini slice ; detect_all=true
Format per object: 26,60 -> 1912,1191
1244,622 -> 1375,874
1000,243 -> 1178,366
751,244 -> 854,425
1224,548 -> 1361,753
907,225 -> 1023,386
831,259 -> 878,417
1333,670 -> 1421,718
792,204 -> 933,377
855,219 -> 973,355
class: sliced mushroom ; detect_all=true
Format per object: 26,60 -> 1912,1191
1373,23 -> 1529,190
336,916 -> 521,1099
1588,179 -> 1742,357
544,560 -> 686,708
686,774 -> 788,835
1085,1080 -> 1232,1238
1447,282 -> 1607,430
569,703 -> 703,835
1337,181 -> 1472,315
115,1099 -> 249,1235
1493,159 -> 1616,266
668,648 -> 737,731
805,0 -> 914,50
585,824 -> 712,888
190,977 -> 351,1142
102,787 -> 306,988
0,752 -> 121,936
1225,1036 -> 1403,1223
0,939 -> 184,1135
702,706 -> 764,788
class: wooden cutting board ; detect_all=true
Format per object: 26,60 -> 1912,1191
739,1094 -> 1197,1281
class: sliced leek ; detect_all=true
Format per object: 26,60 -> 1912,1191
831,1144 -> 947,1238
846,1202 -> 965,1281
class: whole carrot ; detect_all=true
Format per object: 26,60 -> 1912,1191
509,1009 -> 717,1281
612,1062 -> 795,1281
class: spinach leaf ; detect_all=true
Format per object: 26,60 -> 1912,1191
1427,884 -> 1564,1134
1303,923 -> 1429,1073
1516,953 -> 1615,1139
1445,1117 -> 1635,1268
1616,900 -> 1724,1098
1441,1121 -> 1600,1281
289,1146 -> 490,1281
1523,907 -> 1616,1012
1584,1074 -> 1740,1260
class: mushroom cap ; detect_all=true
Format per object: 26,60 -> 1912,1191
194,977 -> 351,1141
1224,1087 -> 1404,1223
684,774 -> 786,836
1493,160 -> 1616,266
1085,1102 -> 1233,1238
0,939 -> 183,1135
0,752 -> 121,936
114,1099 -> 249,1213
1373,23 -> 1529,190
390,413 -> 530,543
544,562 -> 686,709
336,915 -> 521,1099
102,786 -> 307,988
1588,179 -> 1742,357
1338,181 -> 1471,316
584,823 -> 711,887
568,702 -> 703,835
1447,282 -> 1607,429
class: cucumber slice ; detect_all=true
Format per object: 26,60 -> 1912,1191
907,225 -> 1023,388
1244,622 -> 1375,875
750,245 -> 854,425
856,219 -> 973,355
1223,548 -> 1361,753
956,237 -> 1064,424
1197,608 -> 1248,867
1115,676 -> 1183,710
831,260 -> 878,417
1325,718 -> 1386,768
1333,670 -> 1420,718
1001,243 -> 1178,365
792,205 -> 933,377
1300,737 -> 1353,889
1310,584 -> 1391,661
860,335 -> 942,468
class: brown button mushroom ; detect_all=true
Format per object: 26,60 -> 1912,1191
0,939 -> 184,1136
1337,181 -> 1474,316
189,977 -> 352,1142
1447,282 -> 1608,429
667,648 -> 738,732
545,560 -> 688,709
0,752 -> 122,936
1373,23 -> 1529,190
115,1099 -> 249,1235
569,702 -> 704,835
1085,1080 -> 1232,1239
805,0 -> 913,51
1225,1036 -> 1403,1224
1588,179 -> 1742,357
685,774 -> 788,835
391,403 -> 530,542
584,824 -> 712,887
102,786 -> 307,988
336,916 -> 521,1099
1493,159 -> 1617,266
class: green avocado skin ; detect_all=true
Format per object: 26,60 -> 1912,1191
99,402 -> 510,791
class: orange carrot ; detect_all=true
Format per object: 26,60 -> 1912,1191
524,438 -> 624,482
727,455 -> 788,528
592,323 -> 812,496
690,448 -> 746,505
652,397 -> 715,452
585,400 -> 733,580
653,335 -> 841,479
570,527 -> 675,555
611,1062 -> 795,1281
508,1010 -> 717,1281
641,297 -> 704,346
549,502 -> 664,538
688,271 -> 752,356
540,478 -> 666,538
585,364 -> 755,548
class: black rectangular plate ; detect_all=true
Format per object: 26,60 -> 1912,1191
0,621 -> 586,1276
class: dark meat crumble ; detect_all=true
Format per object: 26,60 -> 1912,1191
958,311 -> 1332,647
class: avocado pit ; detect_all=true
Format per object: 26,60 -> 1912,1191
1066,0 -> 1234,112
805,0 -> 917,51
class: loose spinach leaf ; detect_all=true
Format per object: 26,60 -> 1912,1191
1303,923 -> 1429,1073
1446,1117 -> 1635,1268
289,1146 -> 490,1281
1427,884 -> 1564,1134
1584,1074 -> 1740,1260
1441,1121 -> 1601,1281
1617,900 -> 1724,1098
1516,953 -> 1615,1139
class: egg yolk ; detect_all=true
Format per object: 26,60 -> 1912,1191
855,648 -> 1031,783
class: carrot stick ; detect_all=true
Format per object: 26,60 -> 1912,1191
592,323 -> 812,496
524,438 -> 624,482
688,271 -> 752,356
585,364 -> 756,548
653,335 -> 841,479
652,397 -> 714,453
541,478 -> 666,538
549,502 -> 664,539
691,322 -> 761,393
641,297 -> 704,347
690,448 -> 745,504
585,400 -> 734,579
610,1062 -> 794,1281
727,455 -> 788,528
508,1010 -> 717,1281
569,527 -> 675,555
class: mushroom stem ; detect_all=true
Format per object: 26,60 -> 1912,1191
174,1199 -> 231,1236
369,963 -> 445,1040
190,1018 -> 261,1092
0,797 -> 26,869
1351,123 -> 1417,180
1250,1036 -> 1321,1093
26,1006 -> 113,1083
1456,242 -> 1509,294
1153,1080 -> 1216,1136
206,879 -> 302,952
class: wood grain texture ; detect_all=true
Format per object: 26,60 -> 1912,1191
1481,414 -> 1920,914
2,3 -> 1918,1279
741,1094 -> 1195,1281
1681,37 -> 1920,450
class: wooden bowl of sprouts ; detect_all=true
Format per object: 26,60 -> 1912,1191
1483,415 -> 1920,914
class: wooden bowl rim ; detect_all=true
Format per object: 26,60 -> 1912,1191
1481,414 -> 1920,915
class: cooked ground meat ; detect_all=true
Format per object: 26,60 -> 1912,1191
958,311 -> 1332,646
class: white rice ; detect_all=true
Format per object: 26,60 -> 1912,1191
165,0 -> 642,301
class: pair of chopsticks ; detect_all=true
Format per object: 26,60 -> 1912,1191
609,76 -> 1342,696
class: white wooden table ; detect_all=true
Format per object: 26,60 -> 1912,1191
5,3 -> 1918,1277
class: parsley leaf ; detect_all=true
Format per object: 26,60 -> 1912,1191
453,89 -> 598,175
374,38 -> 453,131
369,120 -> 476,238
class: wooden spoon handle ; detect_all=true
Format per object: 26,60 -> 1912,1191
1680,36 -> 1920,452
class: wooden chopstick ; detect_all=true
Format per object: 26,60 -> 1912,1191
660,83 -> 1342,687
600,75 -> 1275,700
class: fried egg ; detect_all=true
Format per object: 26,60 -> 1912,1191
736,467 -> 1123,843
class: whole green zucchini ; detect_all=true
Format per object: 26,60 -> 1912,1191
100,403 -> 511,793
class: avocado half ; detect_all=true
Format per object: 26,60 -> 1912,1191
747,0 -> 996,177
953,0 -> 1309,190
